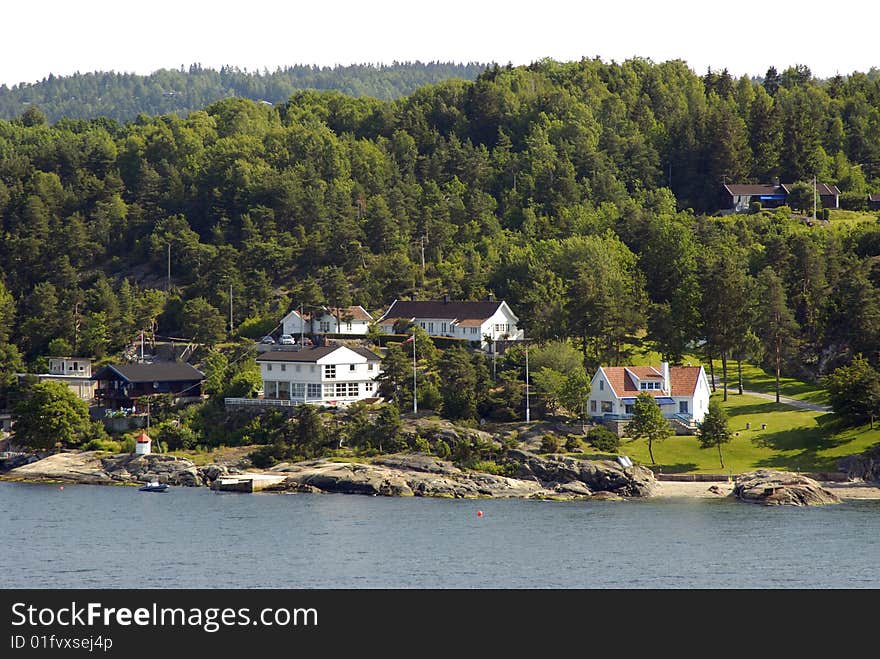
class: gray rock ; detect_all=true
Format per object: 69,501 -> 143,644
733,470 -> 842,506
838,446 -> 880,482
372,453 -> 459,475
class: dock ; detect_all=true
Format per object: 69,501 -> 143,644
214,473 -> 288,493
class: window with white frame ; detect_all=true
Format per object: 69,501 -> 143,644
365,382 -> 374,392
292,383 -> 305,399
335,382 -> 348,397
281,364 -> 286,372
320,321 -> 331,332
346,322 -> 353,331
266,364 -> 273,371
347,382 -> 358,397
323,384 -> 335,398
324,364 -> 336,379
307,383 -> 321,399
349,364 -> 356,371
368,363 -> 374,371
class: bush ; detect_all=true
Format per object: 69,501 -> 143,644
564,435 -> 583,452
749,201 -> 762,214
821,207 -> 831,220
82,438 -> 123,453
586,426 -> 620,452
540,434 -> 561,453
408,435 -> 431,453
434,439 -> 451,459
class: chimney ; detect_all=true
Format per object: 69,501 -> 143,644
486,292 -> 495,302
443,294 -> 450,304
661,361 -> 670,393
771,176 -> 780,188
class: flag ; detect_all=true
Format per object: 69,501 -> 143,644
403,335 -> 415,343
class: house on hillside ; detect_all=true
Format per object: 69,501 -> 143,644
868,193 -> 880,211
722,180 -> 840,213
280,305 -> 373,338
17,357 -> 96,402
250,345 -> 382,407
377,295 -> 523,350
92,362 -> 205,410
588,362 -> 711,431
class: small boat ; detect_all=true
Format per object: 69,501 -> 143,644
138,481 -> 169,492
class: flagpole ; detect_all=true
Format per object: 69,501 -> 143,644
412,331 -> 418,414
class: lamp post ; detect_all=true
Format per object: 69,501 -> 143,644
412,329 -> 418,414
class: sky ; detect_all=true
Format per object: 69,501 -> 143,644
2,1 -> 877,87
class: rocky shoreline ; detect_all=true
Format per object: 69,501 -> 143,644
2,450 -> 873,505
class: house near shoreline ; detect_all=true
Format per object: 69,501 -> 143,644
722,180 -> 840,213
16,356 -> 96,402
377,295 -> 523,351
248,344 -> 382,408
588,362 -> 711,431
91,362 -> 205,410
280,305 -> 373,338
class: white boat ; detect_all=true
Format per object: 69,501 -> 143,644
138,481 -> 169,492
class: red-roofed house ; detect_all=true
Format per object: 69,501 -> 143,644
588,362 -> 711,427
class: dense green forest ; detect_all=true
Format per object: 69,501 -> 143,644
2,57 -> 880,418
0,62 -> 488,123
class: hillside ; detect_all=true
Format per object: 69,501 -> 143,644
0,62 -> 488,123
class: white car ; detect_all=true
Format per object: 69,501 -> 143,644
279,334 -> 296,345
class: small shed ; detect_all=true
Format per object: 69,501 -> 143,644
134,431 -> 152,455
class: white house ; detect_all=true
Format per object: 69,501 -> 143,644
588,362 -> 711,426
376,296 -> 523,350
17,357 -> 96,402
256,345 -> 382,407
280,306 -> 373,338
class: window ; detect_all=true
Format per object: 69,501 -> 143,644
679,401 -> 689,414
335,382 -> 348,397
599,380 -> 604,391
420,322 -> 426,329
320,321 -> 331,333
368,363 -> 374,371
470,327 -> 478,335
307,383 -> 321,399
625,404 -> 634,415
346,322 -> 352,331
640,381 -> 661,390
296,365 -> 301,373
349,364 -> 356,371
590,400 -> 597,413
365,382 -> 374,392
281,364 -> 286,372
441,322 -> 447,333
324,365 -> 336,379
267,364 -> 273,371
310,365 -> 315,373
601,401 -> 613,413
292,383 -> 305,399
278,381 -> 290,399
428,322 -> 434,332
323,384 -> 335,398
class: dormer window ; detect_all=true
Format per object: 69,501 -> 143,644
640,381 -> 661,390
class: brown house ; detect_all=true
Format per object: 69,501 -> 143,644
92,362 -> 205,410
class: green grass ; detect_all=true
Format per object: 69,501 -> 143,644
619,393 -> 880,475
731,362 -> 829,405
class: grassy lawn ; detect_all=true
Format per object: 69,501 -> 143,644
619,393 -> 880,475
731,362 -> 829,405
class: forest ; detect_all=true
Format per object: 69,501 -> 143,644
0,62 -> 488,124
1,57 -> 880,428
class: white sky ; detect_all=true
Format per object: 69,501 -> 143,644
2,1 -> 877,87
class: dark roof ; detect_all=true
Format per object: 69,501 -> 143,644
379,299 -> 504,323
869,193 -> 880,202
724,184 -> 786,196
92,362 -> 204,383
256,345 -> 380,363
816,183 -> 841,196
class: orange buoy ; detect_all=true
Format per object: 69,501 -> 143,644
476,510 -> 483,517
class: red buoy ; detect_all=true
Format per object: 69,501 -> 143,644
59,486 -> 64,491
477,510 -> 483,517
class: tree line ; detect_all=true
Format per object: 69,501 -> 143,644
1,57 -> 880,418
0,62 -> 488,124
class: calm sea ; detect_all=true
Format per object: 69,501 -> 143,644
2,481 -> 878,589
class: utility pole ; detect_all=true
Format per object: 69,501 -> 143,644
419,234 -> 426,273
166,242 -> 171,292
300,301 -> 304,348
813,174 -> 817,222
229,283 -> 234,335
412,331 -> 418,414
524,340 -> 530,423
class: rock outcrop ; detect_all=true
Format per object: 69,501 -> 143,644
3,451 -> 231,488
838,446 -> 880,483
507,450 -> 658,497
732,470 -> 842,506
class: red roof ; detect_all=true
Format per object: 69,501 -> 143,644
600,365 -> 703,398
135,432 -> 152,444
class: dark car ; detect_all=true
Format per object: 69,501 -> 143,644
259,335 -> 276,344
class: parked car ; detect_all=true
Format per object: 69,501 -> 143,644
259,335 -> 275,344
279,334 -> 296,345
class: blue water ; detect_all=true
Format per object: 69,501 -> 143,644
2,482 -> 878,588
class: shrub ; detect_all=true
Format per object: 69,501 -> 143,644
564,435 -> 583,452
586,426 -> 620,452
409,435 -> 431,453
82,438 -> 123,453
540,434 -> 561,453
749,201 -> 762,214
434,439 -> 451,459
